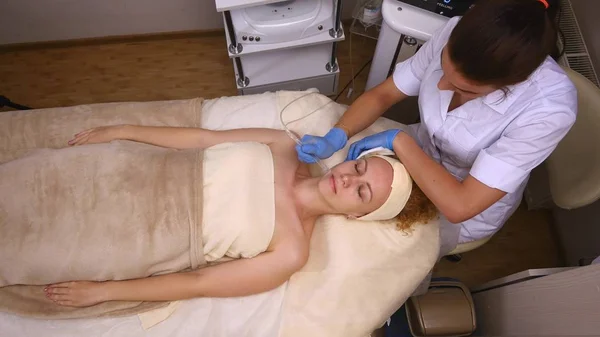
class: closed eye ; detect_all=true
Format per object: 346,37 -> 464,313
356,162 -> 365,200
354,159 -> 372,202
355,159 -> 367,175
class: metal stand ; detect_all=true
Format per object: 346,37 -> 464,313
220,1 -> 344,93
326,42 -> 339,72
224,10 -> 248,87
224,11 -> 242,54
235,57 -> 250,87
384,34 -> 419,77
329,0 -> 343,38
326,0 -> 342,72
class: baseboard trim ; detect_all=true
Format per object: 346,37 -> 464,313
0,29 -> 225,52
0,18 -> 355,53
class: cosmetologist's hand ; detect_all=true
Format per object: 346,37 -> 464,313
295,127 -> 348,163
346,129 -> 402,161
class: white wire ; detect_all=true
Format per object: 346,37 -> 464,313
279,92 -> 338,172
349,27 -> 356,98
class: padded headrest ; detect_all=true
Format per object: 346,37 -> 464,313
355,147 -> 413,221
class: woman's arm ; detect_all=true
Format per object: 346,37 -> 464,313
335,78 -> 407,138
392,91 -> 577,225
335,18 -> 453,138
392,132 -> 506,223
45,245 -> 307,307
69,125 -> 288,150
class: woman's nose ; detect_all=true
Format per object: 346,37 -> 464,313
341,174 -> 357,187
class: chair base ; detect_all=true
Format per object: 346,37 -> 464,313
445,254 -> 463,263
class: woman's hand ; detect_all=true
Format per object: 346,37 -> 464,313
68,125 -> 126,146
296,127 -> 348,163
346,129 -> 402,160
44,281 -> 107,307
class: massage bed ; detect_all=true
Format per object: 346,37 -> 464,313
0,90 -> 440,337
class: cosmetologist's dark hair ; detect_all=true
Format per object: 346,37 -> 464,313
447,0 -> 560,88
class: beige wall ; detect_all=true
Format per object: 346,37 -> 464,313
570,0 -> 600,73
0,0 -> 358,45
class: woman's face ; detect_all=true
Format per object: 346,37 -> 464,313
438,46 -> 497,100
319,156 -> 394,218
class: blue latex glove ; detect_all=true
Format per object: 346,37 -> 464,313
295,127 -> 348,163
346,129 -> 402,161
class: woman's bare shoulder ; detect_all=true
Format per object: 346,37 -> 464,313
263,221 -> 309,272
270,199 -> 311,251
268,130 -> 297,151
268,133 -> 300,171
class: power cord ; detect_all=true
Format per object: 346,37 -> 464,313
334,58 -> 373,102
548,0 -> 566,60
555,3 -> 566,60
0,96 -> 32,110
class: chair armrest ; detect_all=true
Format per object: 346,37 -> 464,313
547,67 -> 600,209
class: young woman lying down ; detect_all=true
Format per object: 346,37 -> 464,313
0,124 -> 436,313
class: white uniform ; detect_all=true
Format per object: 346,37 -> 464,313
392,17 -> 578,243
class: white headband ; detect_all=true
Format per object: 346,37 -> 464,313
355,147 -> 413,221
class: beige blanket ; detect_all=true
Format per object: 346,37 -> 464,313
0,99 -> 206,319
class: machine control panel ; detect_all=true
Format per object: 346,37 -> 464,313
398,0 -> 475,18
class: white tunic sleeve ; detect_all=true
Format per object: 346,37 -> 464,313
470,85 -> 578,193
392,17 -> 460,96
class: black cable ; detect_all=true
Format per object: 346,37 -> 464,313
548,0 -> 566,60
555,3 -> 566,59
0,95 -> 32,110
334,58 -> 373,102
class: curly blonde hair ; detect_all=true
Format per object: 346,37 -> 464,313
391,181 -> 438,234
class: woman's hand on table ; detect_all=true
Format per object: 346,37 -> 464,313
45,281 -> 108,307
346,129 -> 402,160
68,125 -> 126,146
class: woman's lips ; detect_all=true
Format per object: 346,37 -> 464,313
330,174 -> 336,193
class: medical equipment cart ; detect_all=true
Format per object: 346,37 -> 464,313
215,0 -> 345,95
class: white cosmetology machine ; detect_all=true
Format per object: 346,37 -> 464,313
215,0 -> 345,95
365,0 -> 475,91
364,0 -> 475,125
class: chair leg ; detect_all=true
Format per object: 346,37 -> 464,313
445,254 -> 462,262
